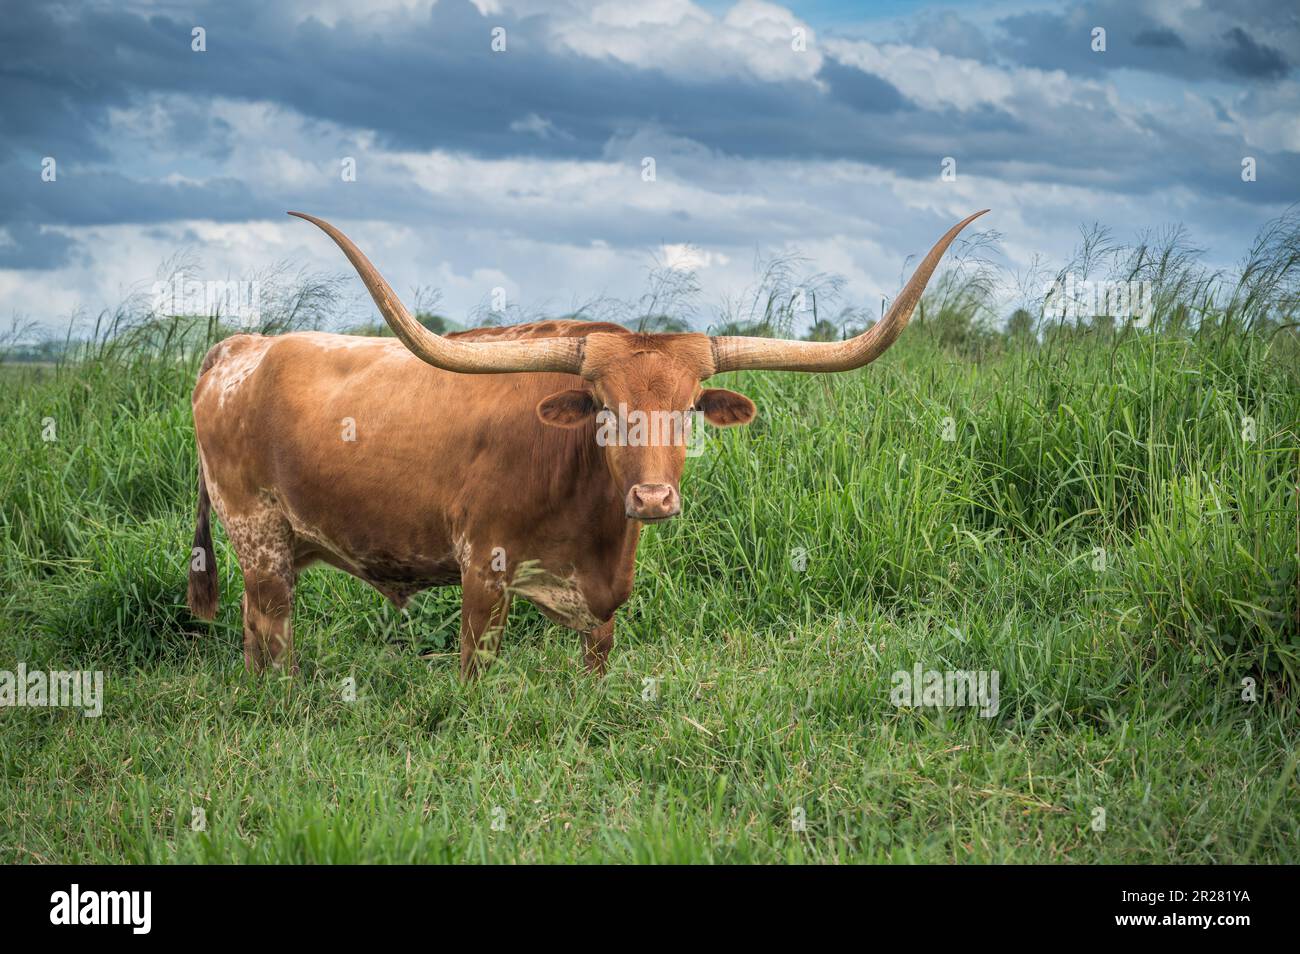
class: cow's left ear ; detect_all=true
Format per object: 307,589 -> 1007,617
696,388 -> 756,426
537,389 -> 598,428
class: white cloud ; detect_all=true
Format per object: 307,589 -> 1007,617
285,0 -> 438,27
660,243 -> 730,271
552,0 -> 822,83
824,36 -> 1098,113
1228,80 -> 1300,153
509,113 -> 559,139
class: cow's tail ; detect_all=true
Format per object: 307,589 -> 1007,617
187,462 -> 219,620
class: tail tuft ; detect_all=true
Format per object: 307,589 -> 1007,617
187,465 -> 219,620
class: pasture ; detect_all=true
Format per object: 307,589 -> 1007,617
1,248 -> 1297,863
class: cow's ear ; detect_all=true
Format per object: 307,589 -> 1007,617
537,389 -> 599,428
696,388 -> 756,426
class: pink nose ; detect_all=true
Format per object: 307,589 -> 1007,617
626,483 -> 680,521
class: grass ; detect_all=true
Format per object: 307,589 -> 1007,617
1,241 -> 1298,863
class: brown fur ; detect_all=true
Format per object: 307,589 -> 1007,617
189,321 -> 754,679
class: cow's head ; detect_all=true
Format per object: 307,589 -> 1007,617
534,334 -> 753,520
290,210 -> 987,523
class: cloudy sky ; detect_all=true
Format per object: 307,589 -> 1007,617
2,0 -> 1297,335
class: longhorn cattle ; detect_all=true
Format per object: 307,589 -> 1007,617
187,210 -> 987,678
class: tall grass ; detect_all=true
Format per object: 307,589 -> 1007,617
0,218 -> 1297,863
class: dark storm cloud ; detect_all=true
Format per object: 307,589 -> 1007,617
0,0 -> 905,165
1219,26 -> 1290,79
0,0 -> 920,246
0,224 -> 81,271
995,0 -> 1293,82
818,56 -> 910,112
0,165 -> 265,268
0,0 -> 1298,273
1132,28 -> 1185,50
2,171 -> 264,228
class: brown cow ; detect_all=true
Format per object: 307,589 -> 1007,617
188,210 -> 986,678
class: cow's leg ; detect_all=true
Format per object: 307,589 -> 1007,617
459,576 -> 511,681
582,619 -> 615,676
241,568 -> 296,673
219,498 -> 297,674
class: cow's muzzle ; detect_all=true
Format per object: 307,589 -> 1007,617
626,483 -> 680,521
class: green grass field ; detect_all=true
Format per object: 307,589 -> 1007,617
2,278 -> 1298,863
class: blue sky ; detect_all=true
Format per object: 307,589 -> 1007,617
1,0 -> 1296,334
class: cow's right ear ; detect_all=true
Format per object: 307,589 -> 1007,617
537,389 -> 598,428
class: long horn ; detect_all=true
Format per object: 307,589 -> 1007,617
288,212 -> 585,375
709,210 -> 988,374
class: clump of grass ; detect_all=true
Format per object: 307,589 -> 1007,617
1125,469 -> 1299,681
36,518 -> 231,668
